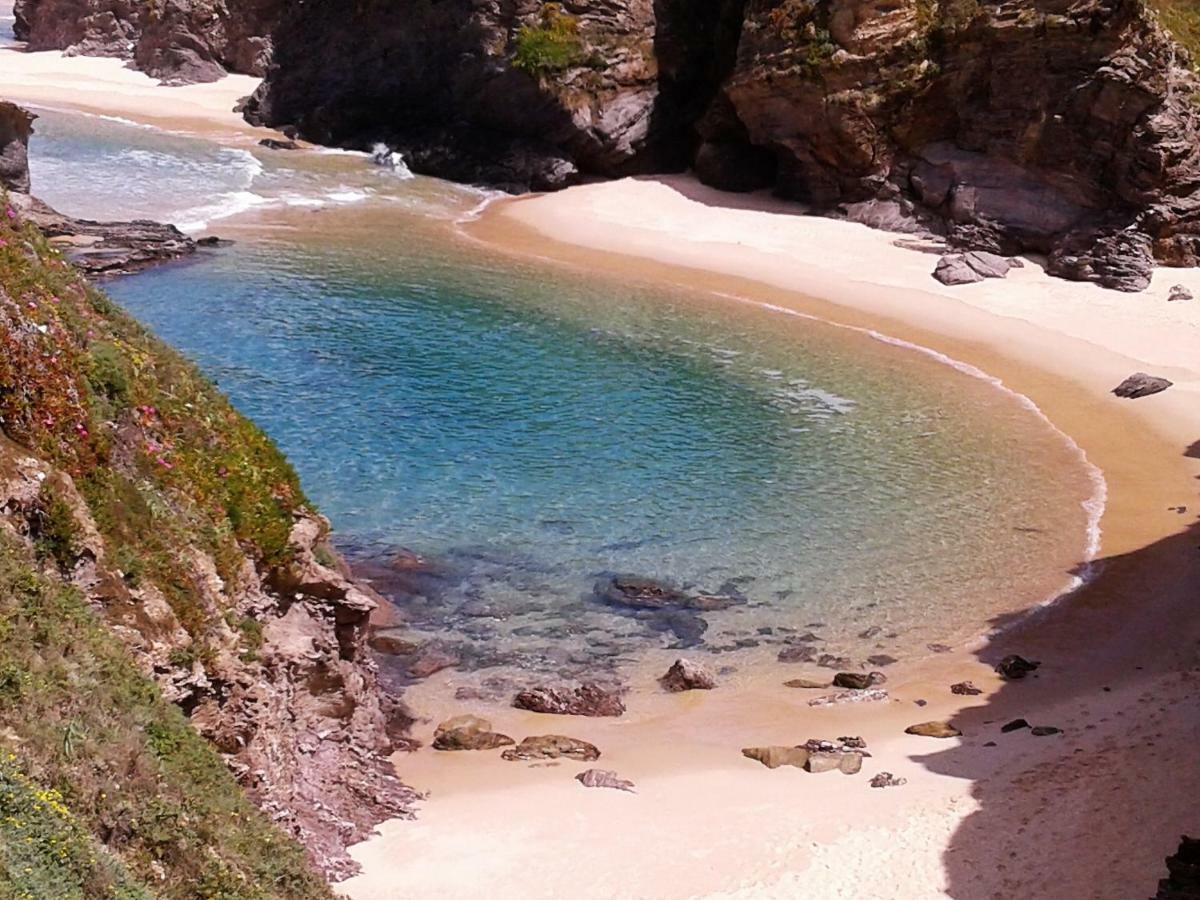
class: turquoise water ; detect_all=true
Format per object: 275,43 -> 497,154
28,110 -> 1098,681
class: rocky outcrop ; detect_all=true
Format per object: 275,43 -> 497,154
248,0 -> 1200,289
2,102 -> 199,274
243,0 -> 747,191
12,0 -> 282,83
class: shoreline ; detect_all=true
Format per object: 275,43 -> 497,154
3,55 -> 1197,896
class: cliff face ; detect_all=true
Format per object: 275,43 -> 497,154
250,0 -> 1200,290
12,0 -> 282,83
0,106 -> 415,887
244,0 -> 746,190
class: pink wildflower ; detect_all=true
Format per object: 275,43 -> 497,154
5,208 -> 15,220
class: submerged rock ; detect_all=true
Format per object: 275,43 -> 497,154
513,683 -> 625,717
905,721 -> 962,738
660,659 -> 716,692
575,768 -> 636,793
502,735 -> 600,762
597,575 -> 738,612
777,645 -> 816,663
995,655 -> 1041,680
432,715 -> 514,751
1112,373 -> 1173,400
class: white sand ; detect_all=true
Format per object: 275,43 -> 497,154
335,177 -> 1200,900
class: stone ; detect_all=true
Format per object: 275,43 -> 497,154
368,629 -> 418,656
1001,718 -> 1030,733
905,721 -> 961,738
866,654 -> 898,667
1168,284 -> 1193,302
513,683 -> 625,717
837,736 -> 867,750
575,768 -> 635,793
933,254 -> 985,285
777,645 -> 816,663
783,678 -> 830,689
808,688 -> 889,707
742,746 -> 809,769
950,681 -> 983,696
995,655 -> 1040,680
1112,373 -> 1173,400
1155,835 -> 1200,898
806,751 -> 863,775
501,735 -> 600,762
407,647 -> 460,679
832,671 -> 885,690
1030,726 -> 1061,736
817,654 -> 853,669
259,138 -> 300,150
870,772 -> 907,788
659,658 -> 716,692
432,715 -> 514,751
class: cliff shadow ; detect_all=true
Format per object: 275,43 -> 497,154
914,461 -> 1200,897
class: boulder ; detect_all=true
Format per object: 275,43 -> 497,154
575,768 -> 636,793
995,655 -> 1040,680
1112,373 -> 1173,399
905,721 -> 961,738
870,772 -> 907,788
950,681 -> 983,696
513,683 -> 625,717
1168,284 -> 1193,302
1000,718 -> 1030,733
659,658 -> 716,692
501,735 -> 600,762
742,746 -> 809,770
431,715 -> 514,751
783,678 -> 830,689
933,250 -> 1015,285
805,750 -> 863,775
832,671 -> 886,690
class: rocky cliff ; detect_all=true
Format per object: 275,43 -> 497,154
0,103 -> 415,889
248,0 -> 1200,290
12,0 -> 282,83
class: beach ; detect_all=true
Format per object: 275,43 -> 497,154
3,39 -> 1199,900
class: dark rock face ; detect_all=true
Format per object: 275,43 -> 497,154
248,0 -> 1200,288
1113,372 -> 1174,399
13,0 -> 283,83
1155,836 -> 1200,900
513,682 -> 626,717
242,0 -> 748,191
0,102 -> 34,194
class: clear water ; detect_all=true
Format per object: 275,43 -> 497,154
0,0 -> 16,46
27,110 -> 1098,686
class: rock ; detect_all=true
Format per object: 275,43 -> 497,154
742,746 -> 809,769
368,629 -> 418,656
0,102 -> 35,194
783,678 -> 830,689
905,721 -> 961,739
858,626 -> 882,639
259,138 -> 300,150
934,250 -> 1016,285
806,750 -> 864,775
950,681 -> 983,696
1112,373 -> 1173,400
407,646 -> 460,679
1030,726 -> 1061,737
1001,718 -> 1030,733
596,575 -> 737,612
659,658 -> 716,692
808,688 -> 889,708
995,655 -> 1040,680
575,768 -> 636,793
927,643 -> 952,654
832,671 -> 885,690
1047,230 -> 1155,293
513,683 -> 625,717
866,654 -> 898,667
646,609 -> 709,647
501,735 -> 600,762
1168,284 -> 1193,302
432,715 -> 514,751
1155,835 -> 1200,898
870,772 -> 907,788
837,736 -> 867,750
777,645 -> 816,663
817,654 -> 853,669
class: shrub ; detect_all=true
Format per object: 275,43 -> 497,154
512,3 -> 583,75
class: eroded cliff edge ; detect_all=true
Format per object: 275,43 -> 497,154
245,0 -> 1200,291
0,101 -> 415,891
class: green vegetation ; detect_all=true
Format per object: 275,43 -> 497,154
1150,0 -> 1200,60
512,3 -> 583,75
0,200 -> 334,895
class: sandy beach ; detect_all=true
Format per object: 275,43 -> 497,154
3,37 -> 1199,899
